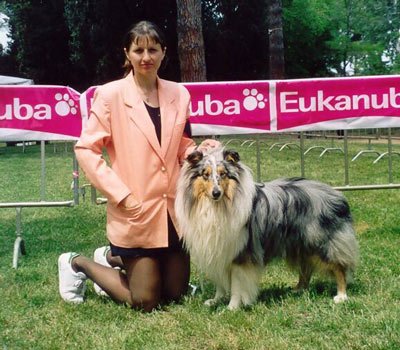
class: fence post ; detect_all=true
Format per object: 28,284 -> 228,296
12,207 -> 26,269
388,128 -> 393,184
300,132 -> 305,177
40,141 -> 46,201
73,148 -> 79,205
256,134 -> 261,182
343,130 -> 349,186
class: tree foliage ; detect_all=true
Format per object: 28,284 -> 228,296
0,1 -> 15,74
203,0 -> 269,81
0,1 -> 8,54
325,0 -> 400,76
4,0 -> 178,89
62,0 -> 178,89
2,0 -> 399,89
4,0 -> 71,84
284,0 -> 353,78
283,0 -> 400,77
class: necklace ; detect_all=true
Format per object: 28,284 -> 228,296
141,90 -> 155,103
134,76 -> 157,103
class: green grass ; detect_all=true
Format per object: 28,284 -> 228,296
1,138 -> 400,350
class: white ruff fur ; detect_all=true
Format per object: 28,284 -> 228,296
175,157 -> 256,301
183,199 -> 249,292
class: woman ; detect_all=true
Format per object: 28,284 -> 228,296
58,21 -> 218,312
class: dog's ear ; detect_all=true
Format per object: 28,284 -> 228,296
186,150 -> 203,166
223,149 -> 240,163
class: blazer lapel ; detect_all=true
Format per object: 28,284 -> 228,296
157,78 -> 178,157
122,74 -> 163,159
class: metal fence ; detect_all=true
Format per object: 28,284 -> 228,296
2,127 -> 400,268
220,128 -> 400,191
0,141 -> 79,268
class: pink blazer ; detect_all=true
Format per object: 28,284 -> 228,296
75,73 -> 196,248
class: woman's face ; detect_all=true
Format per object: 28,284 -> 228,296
125,36 -> 165,77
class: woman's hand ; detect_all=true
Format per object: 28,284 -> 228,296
197,139 -> 221,153
119,194 -> 139,209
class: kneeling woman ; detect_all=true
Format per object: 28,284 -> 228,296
58,20 -> 218,312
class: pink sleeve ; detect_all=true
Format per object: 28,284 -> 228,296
177,95 -> 196,163
75,88 -> 130,206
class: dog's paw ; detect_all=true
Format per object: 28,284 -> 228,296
333,293 -> 348,303
227,302 -> 241,311
227,297 -> 242,310
204,298 -> 218,307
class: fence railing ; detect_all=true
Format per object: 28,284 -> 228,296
0,141 -> 79,268
216,128 -> 400,190
3,76 -> 400,267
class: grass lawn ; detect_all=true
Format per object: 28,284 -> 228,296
0,137 -> 399,350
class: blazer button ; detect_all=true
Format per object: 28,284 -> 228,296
162,194 -> 167,198
161,166 -> 166,172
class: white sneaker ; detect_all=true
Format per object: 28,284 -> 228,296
58,253 -> 87,303
93,246 -> 112,297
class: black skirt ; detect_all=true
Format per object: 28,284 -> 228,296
109,214 -> 184,258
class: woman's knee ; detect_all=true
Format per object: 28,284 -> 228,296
130,291 -> 161,312
122,256 -> 162,311
163,286 -> 188,304
161,251 -> 190,302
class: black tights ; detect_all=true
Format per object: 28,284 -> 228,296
72,250 -> 190,312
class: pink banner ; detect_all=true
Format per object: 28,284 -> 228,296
0,86 -> 81,141
2,75 -> 400,140
185,81 -> 270,134
276,76 -> 400,131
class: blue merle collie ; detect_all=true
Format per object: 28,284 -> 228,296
175,147 -> 358,310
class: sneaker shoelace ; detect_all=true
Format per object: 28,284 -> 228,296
73,279 -> 84,291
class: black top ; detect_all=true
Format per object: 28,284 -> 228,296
144,102 -> 193,144
144,102 -> 162,144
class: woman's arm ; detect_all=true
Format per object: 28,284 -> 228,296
75,88 -> 131,206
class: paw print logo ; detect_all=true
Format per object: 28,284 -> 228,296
243,89 -> 267,111
54,93 -> 78,116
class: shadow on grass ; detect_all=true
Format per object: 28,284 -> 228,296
190,274 -> 365,312
258,285 -> 294,305
258,279 -> 365,305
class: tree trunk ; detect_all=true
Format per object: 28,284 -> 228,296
268,0 -> 285,79
176,0 -> 207,82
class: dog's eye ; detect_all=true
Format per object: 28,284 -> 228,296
202,172 -> 210,180
219,172 -> 227,179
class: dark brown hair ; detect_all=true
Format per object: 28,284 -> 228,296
123,21 -> 167,76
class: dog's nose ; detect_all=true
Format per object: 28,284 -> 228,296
212,189 -> 221,199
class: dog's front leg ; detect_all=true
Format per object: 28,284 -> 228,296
204,285 -> 225,307
228,263 -> 262,310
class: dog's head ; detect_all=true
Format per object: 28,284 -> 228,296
185,147 -> 241,202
